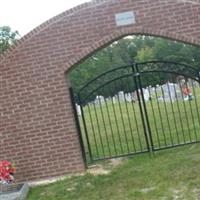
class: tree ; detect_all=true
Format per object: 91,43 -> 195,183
69,35 -> 200,101
136,46 -> 155,62
0,26 -> 19,53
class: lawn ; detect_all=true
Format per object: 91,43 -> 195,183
27,144 -> 200,200
27,85 -> 200,200
80,86 -> 200,162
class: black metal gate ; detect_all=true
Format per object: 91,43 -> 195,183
70,61 -> 200,163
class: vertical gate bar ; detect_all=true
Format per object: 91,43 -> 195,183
164,77 -> 179,145
69,88 -> 87,167
147,83 -> 161,148
190,80 -> 200,140
114,79 -> 130,153
130,97 -> 144,151
121,76 -> 137,152
175,85 -> 188,143
131,63 -> 150,152
186,81 -> 198,141
180,85 -> 191,143
126,76 -> 143,151
135,63 -> 154,152
104,95 -> 118,155
87,104 -> 100,158
108,81 -> 124,154
119,78 -> 130,153
159,79 -> 174,146
154,83 -> 168,146
98,88 -> 112,157
182,92 -> 193,142
92,101 -> 106,159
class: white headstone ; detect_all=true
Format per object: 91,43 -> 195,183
162,83 -> 181,102
95,95 -> 105,105
155,85 -> 162,100
76,104 -> 81,116
125,93 -> 132,102
143,88 -> 150,101
149,86 -> 156,97
118,91 -> 125,102
112,96 -> 116,104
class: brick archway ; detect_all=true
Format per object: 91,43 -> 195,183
1,0 -> 200,182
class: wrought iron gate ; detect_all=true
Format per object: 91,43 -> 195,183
70,61 -> 200,163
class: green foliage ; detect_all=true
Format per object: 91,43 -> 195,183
0,26 -> 19,53
69,36 -> 200,99
136,46 -> 155,62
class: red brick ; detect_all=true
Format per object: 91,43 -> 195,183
0,0 -> 200,182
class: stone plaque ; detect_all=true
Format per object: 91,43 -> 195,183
115,11 -> 135,26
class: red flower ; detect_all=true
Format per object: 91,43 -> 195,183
0,160 -> 15,183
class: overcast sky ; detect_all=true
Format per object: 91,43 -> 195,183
0,0 -> 90,36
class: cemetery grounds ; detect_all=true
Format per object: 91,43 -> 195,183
27,86 -> 200,200
80,85 -> 200,161
27,144 -> 200,199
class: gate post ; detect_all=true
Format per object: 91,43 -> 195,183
69,87 -> 87,168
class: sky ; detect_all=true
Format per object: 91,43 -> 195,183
0,0 -> 90,36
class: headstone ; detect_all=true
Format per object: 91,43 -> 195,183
94,95 -> 105,105
188,79 -> 199,88
76,104 -> 81,116
149,86 -> 156,98
118,91 -> 125,102
154,85 -> 162,101
162,83 -> 181,102
131,91 -> 137,102
175,84 -> 183,100
143,88 -> 150,101
112,96 -> 116,104
125,93 -> 132,102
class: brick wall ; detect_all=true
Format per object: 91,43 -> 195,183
0,0 -> 200,182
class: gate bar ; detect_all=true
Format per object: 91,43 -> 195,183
131,63 -> 151,153
135,63 -> 154,153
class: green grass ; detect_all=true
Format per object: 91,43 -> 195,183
27,87 -> 200,200
27,144 -> 200,200
80,87 -> 200,161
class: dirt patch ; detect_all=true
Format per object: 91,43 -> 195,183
109,158 -> 126,167
87,164 -> 110,175
87,158 -> 126,175
140,187 -> 155,193
193,188 -> 200,199
171,187 -> 186,200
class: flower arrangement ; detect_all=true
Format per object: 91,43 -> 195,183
0,160 -> 15,185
